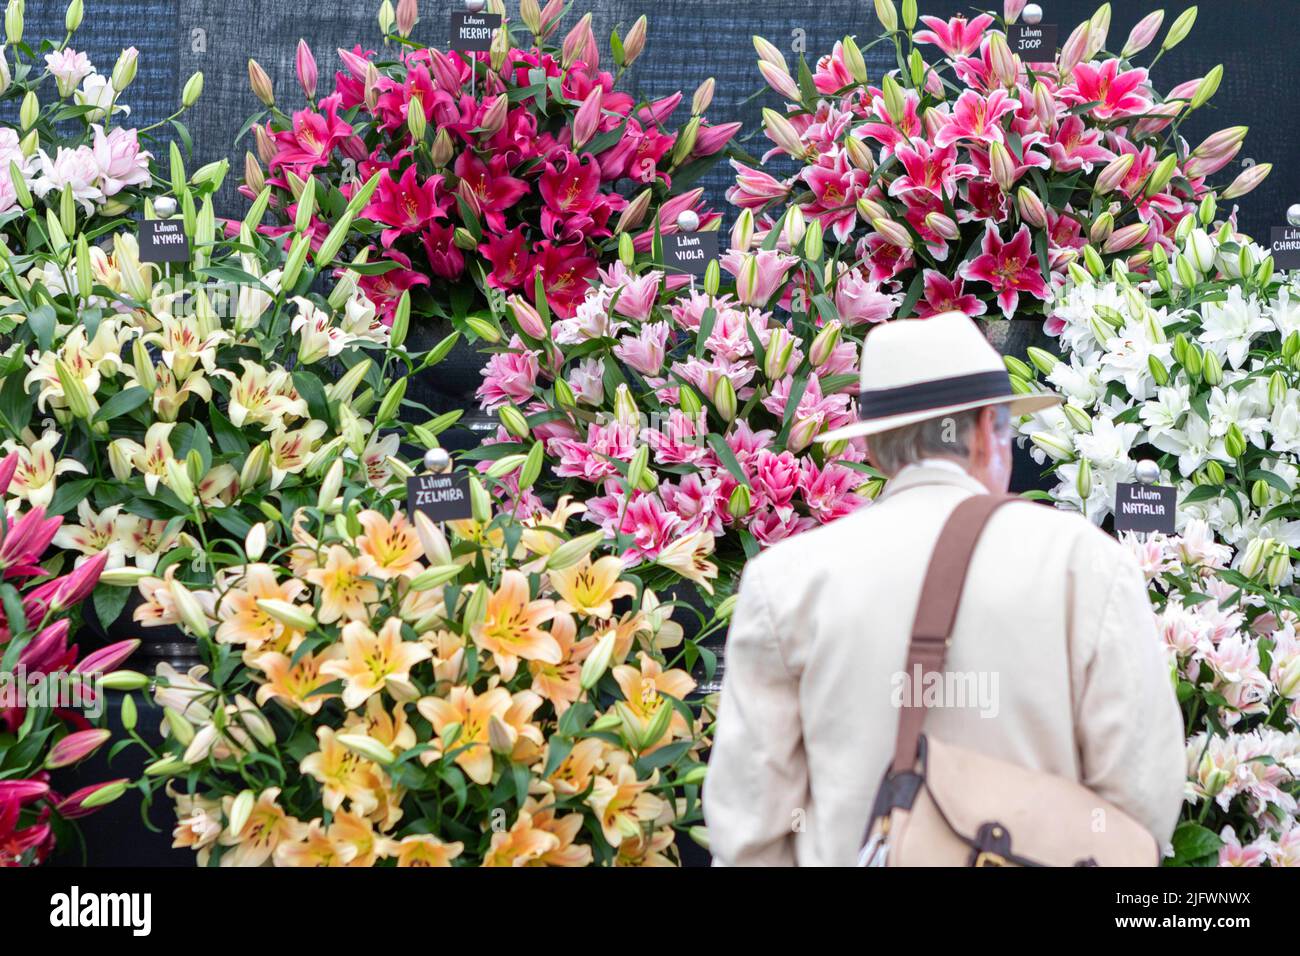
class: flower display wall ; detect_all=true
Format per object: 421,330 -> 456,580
734,0 -> 1270,323
125,469 -> 716,867
243,0 -> 736,332
0,142 -> 443,635
467,212 -> 878,621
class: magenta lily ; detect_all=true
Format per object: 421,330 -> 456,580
915,270 -> 988,319
958,222 -> 1050,317
934,89 -> 1019,148
1068,60 -> 1153,121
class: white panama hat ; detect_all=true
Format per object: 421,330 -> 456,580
816,311 -> 1061,444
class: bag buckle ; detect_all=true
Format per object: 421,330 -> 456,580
974,850 -> 1007,867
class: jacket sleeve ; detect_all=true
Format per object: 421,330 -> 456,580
704,557 -> 807,866
1070,539 -> 1186,848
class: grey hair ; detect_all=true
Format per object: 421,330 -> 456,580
867,404 -> 1011,475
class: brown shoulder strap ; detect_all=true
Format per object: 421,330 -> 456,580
890,494 -> 1018,774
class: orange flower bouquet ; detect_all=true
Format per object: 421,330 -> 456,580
122,457 -> 716,866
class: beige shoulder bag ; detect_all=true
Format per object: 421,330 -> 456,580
858,494 -> 1159,867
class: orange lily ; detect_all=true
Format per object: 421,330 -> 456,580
393,833 -> 464,867
305,545 -> 379,624
355,510 -> 424,580
472,569 -> 559,680
417,684 -> 512,785
320,617 -> 432,710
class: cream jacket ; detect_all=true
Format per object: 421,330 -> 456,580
704,463 -> 1186,866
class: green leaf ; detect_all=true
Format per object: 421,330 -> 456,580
292,371 -> 333,426
27,304 -> 56,352
92,584 -> 132,630
706,433 -> 749,487
1170,821 -> 1223,863
93,387 -> 148,424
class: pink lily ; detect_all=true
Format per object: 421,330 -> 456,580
889,137 -> 978,202
913,14 -> 994,58
1068,60 -> 1152,121
0,452 -> 17,497
1043,114 -> 1114,173
958,222 -> 1050,317
934,89 -> 1020,148
362,165 -> 450,247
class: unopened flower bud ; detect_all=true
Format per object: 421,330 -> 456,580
728,485 -> 751,519
248,58 -> 274,107
712,377 -> 737,422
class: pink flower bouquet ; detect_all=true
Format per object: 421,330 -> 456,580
0,452 -> 134,866
467,221 -> 876,604
735,1 -> 1270,322
243,1 -> 737,329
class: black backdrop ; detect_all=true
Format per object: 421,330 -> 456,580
21,0 -> 1300,234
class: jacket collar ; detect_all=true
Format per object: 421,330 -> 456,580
878,461 -> 991,502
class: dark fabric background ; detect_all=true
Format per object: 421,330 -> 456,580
26,0 -> 1300,234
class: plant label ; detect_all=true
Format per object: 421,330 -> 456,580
664,231 -> 718,278
407,472 -> 473,523
450,11 -> 501,52
1113,482 -> 1177,534
1008,23 -> 1058,56
1270,227 -> 1300,272
139,219 -> 190,263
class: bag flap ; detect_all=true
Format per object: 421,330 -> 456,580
921,736 -> 1159,867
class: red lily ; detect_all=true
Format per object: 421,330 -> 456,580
481,227 -> 535,292
532,241 -> 599,318
454,152 -> 530,235
958,222 -> 1051,317
0,792 -> 53,866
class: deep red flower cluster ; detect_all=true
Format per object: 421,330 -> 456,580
251,14 -> 737,323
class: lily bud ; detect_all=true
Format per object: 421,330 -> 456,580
1220,162 -> 1271,201
1147,354 -> 1169,386
615,188 -> 652,233
731,208 -> 755,252
918,211 -> 957,243
1060,20 -> 1090,75
764,327 -> 795,379
623,16 -> 648,67
679,385 -> 703,417
752,35 -> 787,72
1016,186 -> 1047,228
1085,3 -> 1112,59
55,359 -> 93,421
1075,457 -> 1093,502
1103,222 -> 1148,254
240,442 -> 271,491
580,631 -> 618,690
165,459 -> 196,507
295,39 -> 317,100
1186,228 -> 1216,274
172,580 -> 210,639
1240,537 -> 1273,579
1202,349 -> 1223,387
1061,404 -> 1093,434
408,564 -> 463,591
1094,152 -> 1134,195
626,444 -> 649,492
4,0 -> 20,45
1031,431 -> 1075,461
1252,479 -> 1272,510
844,135 -> 875,173
395,0 -> 417,37
614,383 -> 639,426
986,31 -> 1016,88
19,90 -> 36,129
762,108 -> 805,159
465,473 -> 488,522
1032,81 -> 1056,131
256,599 -> 317,633
1088,212 -> 1114,246
728,485 -> 751,519
810,319 -> 842,368
873,0 -> 898,32
758,60 -> 800,101
872,217 -> 912,250
1122,10 -> 1164,57
1270,370 -> 1288,407
248,58 -> 274,107
842,35 -> 867,84
1225,423 -> 1247,459
111,45 -> 138,93
713,376 -> 737,422
546,530 -> 607,572
1189,63 -> 1222,111
407,95 -> 426,142
181,71 -> 204,108
337,733 -> 396,765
